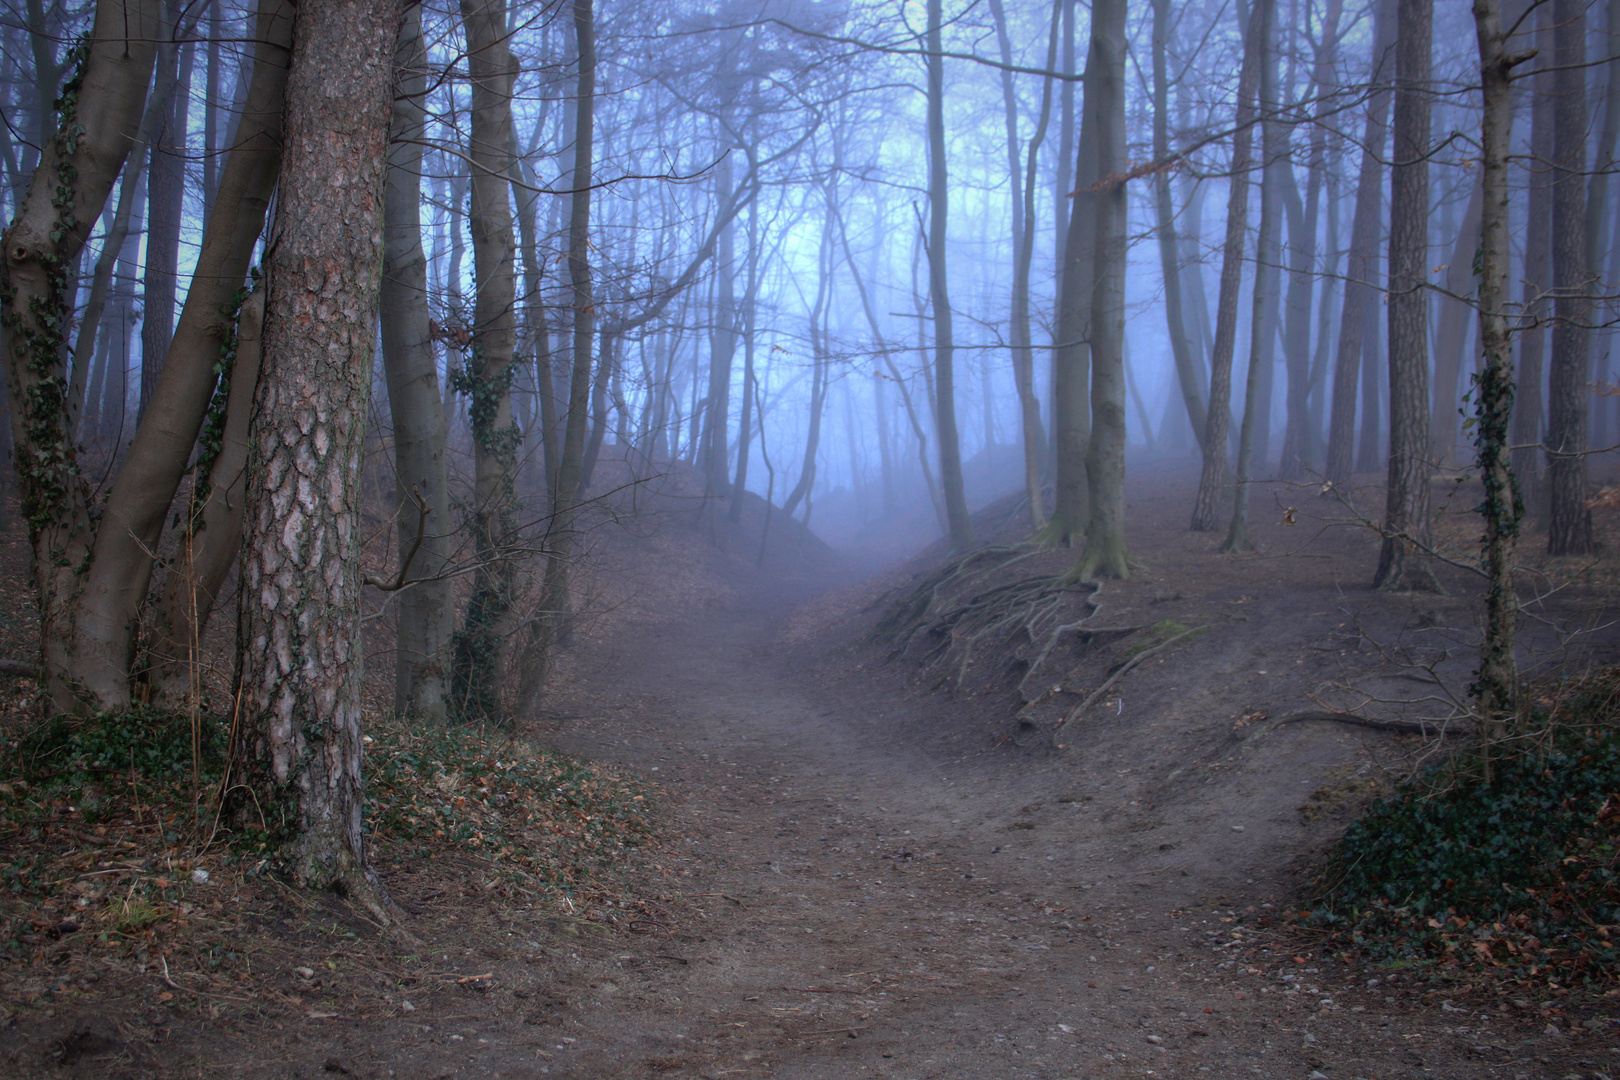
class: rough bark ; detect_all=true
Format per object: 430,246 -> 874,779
380,3 -> 453,721
1373,0 -> 1439,592
1546,0 -> 1595,555
230,0 -> 405,912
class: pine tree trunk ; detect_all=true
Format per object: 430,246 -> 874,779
231,0 -> 404,912
1429,182 -> 1483,467
1546,0 -> 1595,555
1513,17 -> 1554,513
1373,0 -> 1439,591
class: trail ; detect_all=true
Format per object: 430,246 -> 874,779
506,587 -> 1561,1080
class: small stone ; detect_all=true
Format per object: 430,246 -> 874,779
1231,825 -> 1246,832
1310,1072 -> 1330,1080
294,967 -> 315,980
400,1000 -> 415,1012
1145,1035 -> 1162,1045
190,869 -> 209,886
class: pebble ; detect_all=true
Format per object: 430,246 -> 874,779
1145,1035 -> 1162,1045
1231,825 -> 1246,832
1309,1072 -> 1330,1080
191,869 -> 209,885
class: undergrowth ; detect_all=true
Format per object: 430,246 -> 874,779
0,707 -> 656,959
1305,669 -> 1620,990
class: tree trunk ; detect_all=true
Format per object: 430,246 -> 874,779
701,151 -> 737,499
1,0 -> 162,712
1470,0 -> 1521,735
1429,181 -> 1483,467
1047,35 -> 1101,545
147,287 -> 264,702
380,3 -> 453,721
1513,15 -> 1554,513
1075,0 -> 1130,579
514,0 -> 594,716
1223,0 -> 1280,553
1151,0 -> 1207,451
1323,0 -> 1396,491
65,0 -> 293,711
140,0 -> 190,420
1546,0 -> 1595,555
1373,0 -> 1439,591
991,0 -> 1059,533
925,0 -> 972,548
449,0 -> 520,722
230,0 -> 404,914
1189,0 -> 1262,531
1277,0 -> 1339,478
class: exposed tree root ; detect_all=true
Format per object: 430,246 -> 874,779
872,544 -> 1095,690
1267,710 -> 1469,738
1053,623 -> 1207,729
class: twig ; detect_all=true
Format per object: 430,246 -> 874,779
1055,625 -> 1208,729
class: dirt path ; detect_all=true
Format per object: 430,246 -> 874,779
471,588 -> 1613,1080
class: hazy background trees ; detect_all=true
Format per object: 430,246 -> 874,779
3,0 -> 1618,740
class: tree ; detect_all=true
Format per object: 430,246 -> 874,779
1189,0 -> 1261,532
1545,0 -> 1595,555
925,0 -> 972,549
1323,0 -> 1396,492
230,0 -> 406,912
380,3 -> 455,721
1373,0 -> 1439,591
1074,0 -> 1130,579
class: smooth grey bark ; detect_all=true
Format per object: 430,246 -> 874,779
1075,0 -> 1130,580
449,0 -> 521,723
1471,0 -> 1522,734
1223,0 -> 1280,553
1429,181 -> 1482,466
991,0 -> 1059,533
925,0 -> 972,548
1151,0 -> 1207,452
140,0 -> 190,419
1513,15 -> 1554,512
515,0 -> 594,715
147,287 -> 263,702
1189,0 -> 1262,531
379,4 -> 453,721
1278,0 -> 1340,478
1323,0 -> 1396,490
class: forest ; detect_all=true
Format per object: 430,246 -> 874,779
3,0 -> 1620,1073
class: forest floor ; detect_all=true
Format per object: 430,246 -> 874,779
6,460 -> 1620,1078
